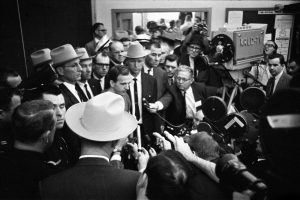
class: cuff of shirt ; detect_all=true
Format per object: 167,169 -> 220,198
155,101 -> 164,110
111,153 -> 122,161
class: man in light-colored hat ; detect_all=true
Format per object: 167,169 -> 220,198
40,92 -> 140,200
122,42 -> 160,148
51,44 -> 86,109
20,48 -> 58,89
30,48 -> 53,71
75,47 -> 99,99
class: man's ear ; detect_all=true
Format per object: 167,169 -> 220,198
110,80 -> 115,88
56,66 -> 64,76
41,130 -> 51,144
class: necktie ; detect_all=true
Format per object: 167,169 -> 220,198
99,78 -> 103,91
133,78 -> 140,121
75,83 -> 87,102
168,78 -> 174,86
147,69 -> 151,75
84,84 -> 92,99
267,76 -> 275,98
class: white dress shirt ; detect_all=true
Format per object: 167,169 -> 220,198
273,70 -> 284,94
143,65 -> 153,76
129,73 -> 143,124
63,82 -> 81,102
77,81 -> 94,98
93,73 -> 105,90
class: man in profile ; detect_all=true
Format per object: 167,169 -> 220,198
40,92 -> 140,200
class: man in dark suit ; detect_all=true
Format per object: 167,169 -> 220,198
85,22 -> 111,56
0,100 -> 59,199
144,42 -> 168,99
51,44 -> 86,110
40,92 -> 140,200
122,42 -> 160,147
266,53 -> 292,98
75,47 -> 99,99
108,41 -> 125,68
90,52 -> 110,94
163,54 -> 179,86
148,65 -> 219,126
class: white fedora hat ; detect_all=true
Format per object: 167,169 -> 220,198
75,47 -> 94,61
31,48 -> 52,66
65,92 -> 138,141
121,42 -> 150,58
51,44 -> 84,67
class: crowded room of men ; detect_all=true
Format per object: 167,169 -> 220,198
1,0 -> 300,199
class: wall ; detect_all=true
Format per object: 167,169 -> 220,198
92,0 -> 297,36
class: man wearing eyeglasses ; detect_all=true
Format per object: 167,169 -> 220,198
90,52 -> 110,93
85,23 -> 111,56
108,41 -> 126,68
148,65 -> 219,126
51,44 -> 86,110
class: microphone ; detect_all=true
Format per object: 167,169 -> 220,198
215,154 -> 267,194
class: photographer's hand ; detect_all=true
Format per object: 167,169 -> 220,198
138,147 -> 150,173
153,132 -> 172,150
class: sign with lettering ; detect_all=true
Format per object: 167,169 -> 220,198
233,29 -> 264,64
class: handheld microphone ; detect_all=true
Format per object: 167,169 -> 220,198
215,154 -> 267,194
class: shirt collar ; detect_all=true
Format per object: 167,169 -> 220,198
77,81 -> 88,87
79,155 -> 109,162
274,70 -> 284,80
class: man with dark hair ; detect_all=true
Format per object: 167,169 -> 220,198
164,54 -> 179,86
40,92 -> 140,200
90,51 -> 110,93
145,42 -> 168,99
85,22 -> 111,56
0,87 -> 21,153
266,53 -> 292,98
106,65 -> 132,112
120,37 -> 131,51
287,57 -> 300,76
31,84 -> 73,168
0,100 -> 59,199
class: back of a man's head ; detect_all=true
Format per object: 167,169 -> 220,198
12,100 -> 55,144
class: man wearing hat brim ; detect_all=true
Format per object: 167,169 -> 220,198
75,48 -> 99,100
30,48 -> 53,71
40,92 -> 140,200
122,42 -> 161,148
19,48 -> 57,90
51,44 -> 86,110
